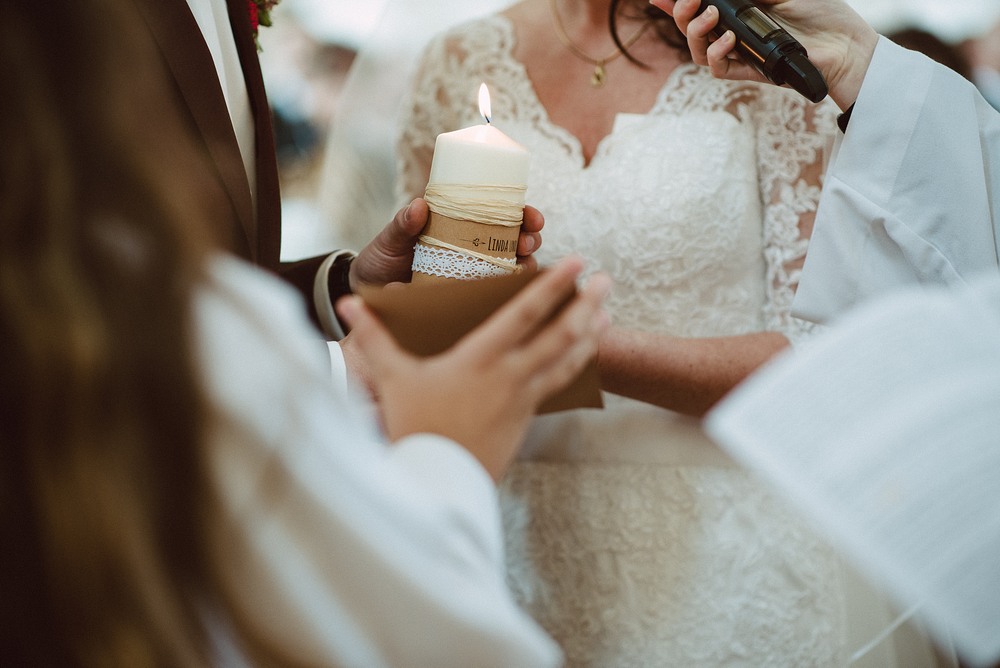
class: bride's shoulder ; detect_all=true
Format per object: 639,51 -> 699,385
412,14 -> 521,87
498,0 -> 545,28
425,13 -> 514,57
694,77 -> 840,130
744,84 -> 841,130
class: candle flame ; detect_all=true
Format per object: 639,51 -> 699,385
478,83 -> 492,124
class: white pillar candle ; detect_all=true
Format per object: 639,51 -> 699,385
428,123 -> 530,200
413,84 -> 531,281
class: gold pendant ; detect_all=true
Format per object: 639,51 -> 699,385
591,63 -> 606,88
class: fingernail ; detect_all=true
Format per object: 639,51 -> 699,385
523,235 -> 536,253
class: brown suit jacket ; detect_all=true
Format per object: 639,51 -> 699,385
130,0 -> 330,322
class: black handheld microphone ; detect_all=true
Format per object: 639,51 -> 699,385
698,0 -> 828,103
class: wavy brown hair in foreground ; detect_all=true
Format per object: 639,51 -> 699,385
0,1 -> 288,665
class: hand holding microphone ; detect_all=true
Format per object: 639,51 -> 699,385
651,0 -> 880,110
694,0 -> 826,102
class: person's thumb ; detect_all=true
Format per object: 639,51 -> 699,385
353,198 -> 429,287
380,198 -> 428,256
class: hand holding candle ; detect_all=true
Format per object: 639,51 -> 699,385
411,84 -> 531,282
363,85 -> 601,413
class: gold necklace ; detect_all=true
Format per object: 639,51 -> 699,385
549,0 -> 651,88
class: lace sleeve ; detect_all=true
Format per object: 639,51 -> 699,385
395,32 -> 472,207
751,91 -> 839,344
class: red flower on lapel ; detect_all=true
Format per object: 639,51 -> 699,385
248,0 -> 279,51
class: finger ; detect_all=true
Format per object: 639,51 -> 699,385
706,29 -> 740,78
648,0 -> 677,17
351,198 -> 429,287
517,276 -> 612,406
525,322 -> 604,405
705,30 -> 767,83
685,3 -> 718,66
511,272 -> 611,383
371,198 -> 429,256
671,0 -> 704,36
517,205 -> 543,258
521,205 -> 544,235
335,296 -> 411,381
395,198 -> 429,238
517,230 -> 541,257
460,256 -> 586,354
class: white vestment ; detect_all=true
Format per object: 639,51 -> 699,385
196,257 -> 560,667
793,37 -> 1000,324
709,275 -> 1000,666
710,36 -> 1000,667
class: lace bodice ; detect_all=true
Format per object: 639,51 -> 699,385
398,15 -> 838,343
391,16 -> 919,668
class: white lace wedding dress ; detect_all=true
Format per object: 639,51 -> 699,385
396,15 -> 945,668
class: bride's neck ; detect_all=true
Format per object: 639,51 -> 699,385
551,0 -> 612,29
550,0 -> 650,33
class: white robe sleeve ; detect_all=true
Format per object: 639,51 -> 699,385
792,37 -> 1000,324
706,275 -> 1000,666
196,257 -> 561,668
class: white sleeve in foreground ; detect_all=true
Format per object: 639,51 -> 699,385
199,257 -> 561,668
392,433 -> 505,566
707,277 -> 1000,666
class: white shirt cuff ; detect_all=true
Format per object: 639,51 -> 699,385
327,340 -> 349,395
313,250 -> 356,341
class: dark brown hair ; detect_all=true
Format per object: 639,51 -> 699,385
610,0 -> 691,66
0,0 -> 225,664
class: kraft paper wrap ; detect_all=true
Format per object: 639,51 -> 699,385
421,211 -> 520,261
412,210 -> 522,284
358,268 -> 602,414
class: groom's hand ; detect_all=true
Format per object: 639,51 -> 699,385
349,198 -> 545,290
516,204 -> 544,272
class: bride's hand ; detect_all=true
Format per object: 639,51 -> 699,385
337,257 -> 611,480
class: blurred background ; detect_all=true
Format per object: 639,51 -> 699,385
258,0 -> 1000,260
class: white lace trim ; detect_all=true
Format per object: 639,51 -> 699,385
412,243 -> 514,280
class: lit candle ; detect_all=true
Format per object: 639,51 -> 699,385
429,84 -> 530,194
412,84 -> 531,282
